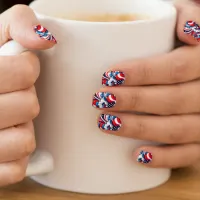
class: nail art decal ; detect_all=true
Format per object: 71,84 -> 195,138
34,25 -> 57,43
137,151 -> 152,164
184,21 -> 200,41
102,71 -> 125,86
92,92 -> 116,108
98,114 -> 122,131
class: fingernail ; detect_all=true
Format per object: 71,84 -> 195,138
137,151 -> 152,164
184,21 -> 200,41
34,25 -> 57,43
98,114 -> 122,131
102,71 -> 125,86
92,92 -> 116,108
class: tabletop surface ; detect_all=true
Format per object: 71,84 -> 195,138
0,162 -> 200,200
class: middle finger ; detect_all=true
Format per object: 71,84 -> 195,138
92,79 -> 200,115
97,113 -> 200,144
104,46 -> 200,86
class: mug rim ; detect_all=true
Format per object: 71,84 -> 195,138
31,0 -> 177,25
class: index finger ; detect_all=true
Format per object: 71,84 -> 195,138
103,45 -> 200,86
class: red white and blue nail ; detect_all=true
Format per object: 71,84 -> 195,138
92,92 -> 116,108
98,114 -> 122,131
137,151 -> 152,164
102,71 -> 125,86
34,25 -> 57,43
184,21 -> 200,41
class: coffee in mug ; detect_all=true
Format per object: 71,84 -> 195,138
55,13 -> 148,22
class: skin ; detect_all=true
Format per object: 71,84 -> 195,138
0,5 -> 56,186
96,1 -> 200,168
0,0 -> 199,186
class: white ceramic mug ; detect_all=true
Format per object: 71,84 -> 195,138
0,0 -> 177,194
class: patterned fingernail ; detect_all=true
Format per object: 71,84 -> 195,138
92,92 -> 116,108
98,114 -> 122,131
137,151 -> 152,164
102,71 -> 125,86
34,25 -> 57,43
184,21 -> 200,42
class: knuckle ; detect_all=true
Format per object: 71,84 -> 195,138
167,117 -> 185,143
167,131 -> 183,144
160,85 -> 182,115
21,130 -> 36,156
135,119 -> 147,139
129,89 -> 142,110
169,59 -> 187,83
22,53 -> 40,87
27,92 -> 40,119
137,61 -> 152,83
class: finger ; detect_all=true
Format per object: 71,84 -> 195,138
102,45 -> 200,86
93,80 -> 200,115
0,122 -> 35,163
133,144 -> 200,168
0,86 -> 40,129
0,5 -> 57,49
0,157 -> 29,187
175,1 -> 200,44
0,51 -> 40,93
98,113 -> 200,144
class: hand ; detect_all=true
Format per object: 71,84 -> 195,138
93,1 -> 200,168
0,5 -> 56,186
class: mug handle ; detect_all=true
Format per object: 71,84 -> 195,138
0,40 -> 54,177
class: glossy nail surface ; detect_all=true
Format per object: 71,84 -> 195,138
34,25 -> 57,43
137,151 -> 152,164
98,114 -> 122,131
92,92 -> 116,108
184,21 -> 200,41
102,71 -> 125,86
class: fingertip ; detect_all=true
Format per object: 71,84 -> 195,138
23,37 -> 56,50
176,1 -> 200,45
14,24 -> 57,50
178,20 -> 200,45
32,24 -> 57,49
33,24 -> 57,44
133,148 -> 153,166
5,5 -> 57,50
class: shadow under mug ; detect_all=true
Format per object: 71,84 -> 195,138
0,0 -> 177,195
